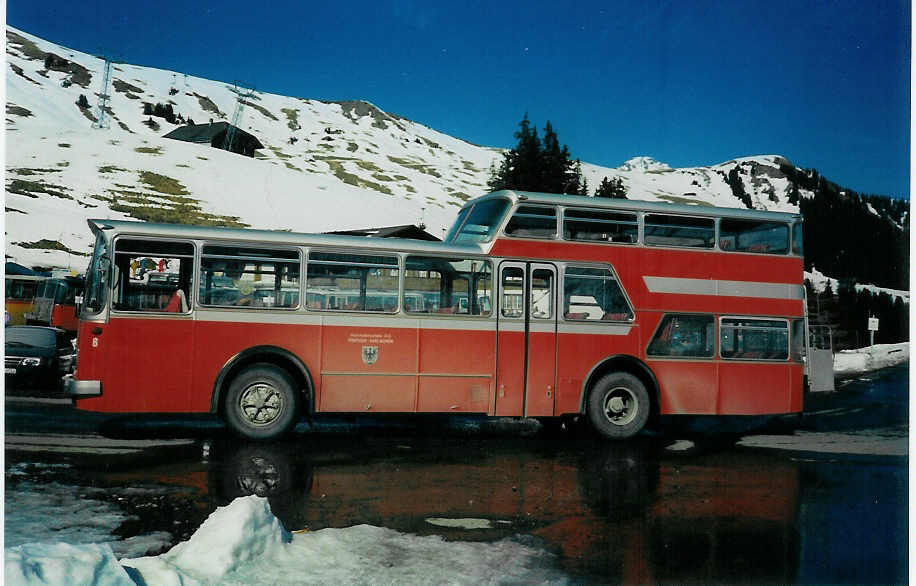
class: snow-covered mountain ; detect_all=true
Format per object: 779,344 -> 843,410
5,26 -> 816,270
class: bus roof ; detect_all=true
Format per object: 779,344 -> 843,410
466,190 -> 802,223
87,219 -> 486,256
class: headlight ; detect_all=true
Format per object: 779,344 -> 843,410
22,357 -> 42,367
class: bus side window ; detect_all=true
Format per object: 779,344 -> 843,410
112,238 -> 194,313
404,256 -> 492,316
200,245 -> 301,310
306,251 -> 399,314
563,266 -> 633,321
647,314 -> 715,358
721,318 -> 789,360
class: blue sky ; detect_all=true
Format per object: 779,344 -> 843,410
8,0 -> 911,198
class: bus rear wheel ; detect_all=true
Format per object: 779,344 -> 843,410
224,364 -> 299,440
587,372 -> 650,440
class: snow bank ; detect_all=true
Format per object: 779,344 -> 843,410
4,479 -> 172,558
739,427 -> 907,456
5,494 -> 568,585
805,267 -> 909,303
115,495 -> 566,586
833,343 -> 909,376
122,496 -> 290,585
5,543 -> 134,586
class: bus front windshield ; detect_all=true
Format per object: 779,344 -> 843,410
83,231 -> 110,314
446,199 -> 511,244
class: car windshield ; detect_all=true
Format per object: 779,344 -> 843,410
5,327 -> 55,348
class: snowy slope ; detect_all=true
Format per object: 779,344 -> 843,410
7,26 -> 811,271
805,267 -> 909,303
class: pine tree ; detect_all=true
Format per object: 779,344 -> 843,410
76,94 -> 90,109
595,176 -> 627,199
487,114 -> 583,194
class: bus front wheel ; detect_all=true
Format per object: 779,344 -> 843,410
224,364 -> 299,440
587,373 -> 650,440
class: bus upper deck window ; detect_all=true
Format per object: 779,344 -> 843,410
505,205 -> 557,239
792,223 -> 803,256
564,209 -> 637,244
644,214 -> 715,248
719,219 -> 789,254
451,199 -> 511,243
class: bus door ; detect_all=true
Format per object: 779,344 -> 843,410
496,262 -> 557,417
101,238 -> 196,412
807,325 -> 834,392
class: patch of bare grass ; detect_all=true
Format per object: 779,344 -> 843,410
241,100 -> 278,121
9,168 -> 61,176
7,178 -> 73,200
12,239 -> 89,256
138,171 -> 190,196
104,189 -> 248,227
281,108 -> 300,131
6,103 -> 33,117
194,93 -> 225,118
387,156 -> 442,178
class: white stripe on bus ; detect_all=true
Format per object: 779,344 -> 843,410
194,309 -> 498,331
322,371 -> 492,378
643,276 -> 805,300
144,309 -> 632,335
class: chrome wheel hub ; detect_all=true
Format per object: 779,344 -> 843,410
603,386 -> 638,426
239,383 -> 283,426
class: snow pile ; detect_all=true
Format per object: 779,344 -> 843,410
4,479 -> 172,558
738,427 -> 907,456
123,496 -> 566,585
5,543 -> 133,586
240,524 -> 566,586
122,496 -> 290,585
833,343 -> 909,376
6,495 -> 567,585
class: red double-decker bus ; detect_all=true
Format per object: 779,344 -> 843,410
66,190 -> 826,440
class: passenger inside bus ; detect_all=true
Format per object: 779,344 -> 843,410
165,289 -> 188,312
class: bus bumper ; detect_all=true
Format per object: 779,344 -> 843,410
63,375 -> 101,398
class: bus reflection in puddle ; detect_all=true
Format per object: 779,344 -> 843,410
205,439 -> 799,583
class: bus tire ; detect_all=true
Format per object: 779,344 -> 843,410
587,372 -> 650,440
224,364 -> 299,440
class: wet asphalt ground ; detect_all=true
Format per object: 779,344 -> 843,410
4,365 -> 908,584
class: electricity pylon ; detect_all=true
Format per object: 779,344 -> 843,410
92,56 -> 112,129
223,81 -> 256,153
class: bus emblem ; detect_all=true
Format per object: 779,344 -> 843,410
362,346 -> 379,365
